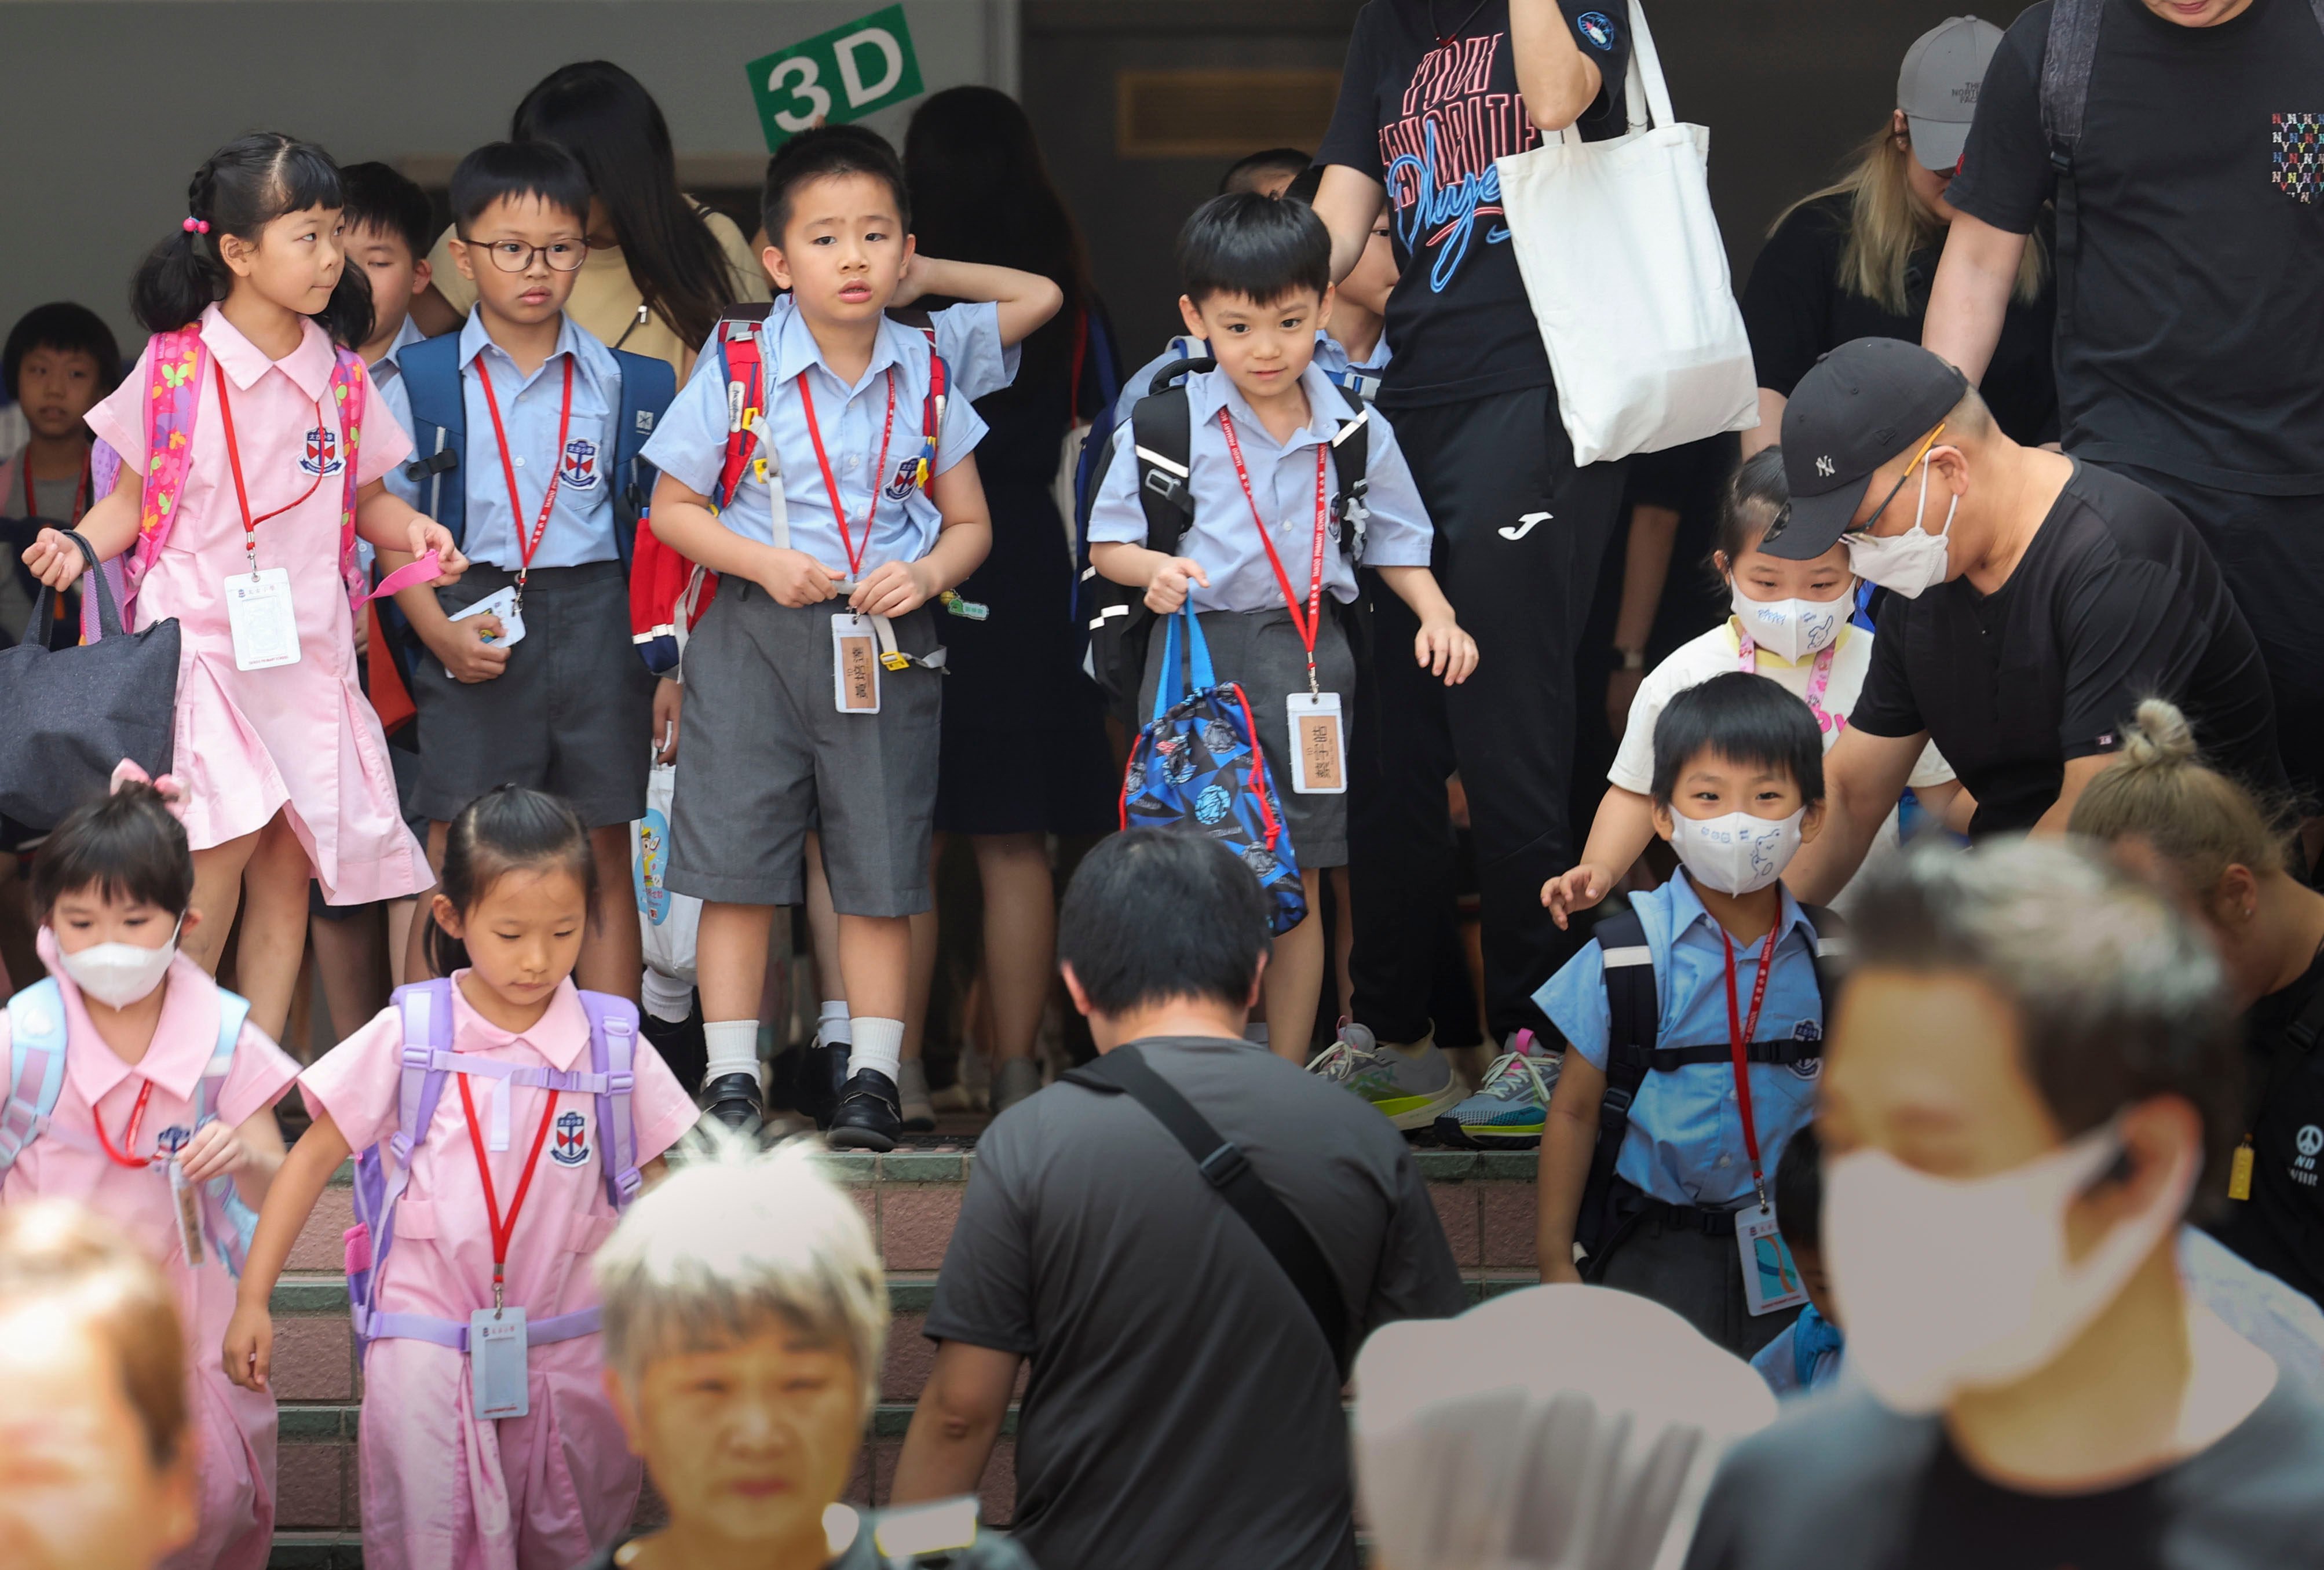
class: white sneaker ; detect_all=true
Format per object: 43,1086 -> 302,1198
1307,1024 -> 1463,1130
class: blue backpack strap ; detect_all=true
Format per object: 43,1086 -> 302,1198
0,980 -> 71,1184
394,333 -> 467,547
352,979 -> 457,1343
579,991 -> 644,1210
609,348 -> 677,576
193,988 -> 259,1276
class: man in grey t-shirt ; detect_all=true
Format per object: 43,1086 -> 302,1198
891,830 -> 1466,1570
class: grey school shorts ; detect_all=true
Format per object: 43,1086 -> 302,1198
408,561 -> 655,829
664,582 -> 941,915
1137,604 -> 1355,870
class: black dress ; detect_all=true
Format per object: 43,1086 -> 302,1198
933,302 -> 1120,837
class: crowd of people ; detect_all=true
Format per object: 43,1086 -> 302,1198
1,0 -> 2321,1564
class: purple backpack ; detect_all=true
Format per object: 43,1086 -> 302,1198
341,978 -> 644,1354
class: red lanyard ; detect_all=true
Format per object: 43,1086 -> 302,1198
798,369 -> 897,582
1219,411 -> 1330,695
457,1074 -> 559,1309
93,1079 -> 157,1169
1723,931 -> 1777,1207
213,359 -> 326,575
475,356 -> 575,603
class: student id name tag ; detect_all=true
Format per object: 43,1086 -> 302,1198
168,1159 -> 206,1268
470,1309 -> 529,1419
225,568 -> 301,671
833,612 -> 880,714
1738,1203 -> 1810,1317
1287,692 -> 1346,794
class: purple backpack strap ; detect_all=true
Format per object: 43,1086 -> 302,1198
352,979 -> 455,1343
580,991 -> 643,1210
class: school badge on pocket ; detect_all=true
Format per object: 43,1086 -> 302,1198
2274,112 -> 2322,203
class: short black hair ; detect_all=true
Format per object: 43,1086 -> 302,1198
1711,444 -> 1786,573
340,160 -> 434,262
450,140 -> 591,232
762,124 -> 909,247
3,302 -> 122,403
1178,192 -> 1331,306
1057,830 -> 1273,1016
1219,147 -> 1311,195
31,783 -> 193,918
1773,1123 -> 1824,1255
1282,164 -> 1326,206
1649,671 -> 1826,808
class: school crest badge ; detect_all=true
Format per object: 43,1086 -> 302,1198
551,1109 -> 592,1166
2274,113 -> 2323,203
299,426 -> 344,476
883,455 -> 919,502
561,437 -> 601,490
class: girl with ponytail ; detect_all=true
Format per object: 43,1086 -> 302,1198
18,133 -> 467,1046
2070,699 -> 2324,1304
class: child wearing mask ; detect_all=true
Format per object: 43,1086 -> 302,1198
1533,673 -> 1839,1357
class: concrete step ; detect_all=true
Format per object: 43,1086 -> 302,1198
268,1147 -> 1540,1562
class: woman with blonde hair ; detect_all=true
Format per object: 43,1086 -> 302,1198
1740,16 -> 2053,457
2071,697 -> 2324,1309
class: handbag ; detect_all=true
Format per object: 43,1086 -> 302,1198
0,532 -> 181,830
1494,0 -> 1757,465
1121,607 -> 1306,935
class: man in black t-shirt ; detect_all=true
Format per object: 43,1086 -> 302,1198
1768,338 -> 2280,906
1686,839 -> 2324,1570
1925,0 -> 2324,806
1309,1 -> 1635,1067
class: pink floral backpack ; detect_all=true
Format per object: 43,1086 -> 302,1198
88,324 -> 371,628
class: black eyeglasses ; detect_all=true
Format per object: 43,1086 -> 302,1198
463,238 -> 589,273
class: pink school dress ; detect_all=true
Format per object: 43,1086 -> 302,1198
0,933 -> 301,1570
85,304 -> 427,903
299,976 -> 695,1570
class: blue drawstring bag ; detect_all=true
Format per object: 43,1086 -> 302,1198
1121,607 -> 1306,934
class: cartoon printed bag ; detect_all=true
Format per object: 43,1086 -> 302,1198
1120,607 -> 1306,934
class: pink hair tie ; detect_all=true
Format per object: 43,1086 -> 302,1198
182,216 -> 209,235
110,758 -> 189,817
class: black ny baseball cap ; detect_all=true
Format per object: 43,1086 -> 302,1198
1764,338 -> 1969,561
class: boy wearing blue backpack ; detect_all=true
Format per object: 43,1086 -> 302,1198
1088,193 -> 1472,1076
640,125 -> 1058,1146
1534,672 -> 1841,1357
377,142 -> 675,1001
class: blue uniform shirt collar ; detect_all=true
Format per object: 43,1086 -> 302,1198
1656,868 -> 1816,959
457,309 -> 601,394
766,295 -> 911,396
1184,361 -> 1350,454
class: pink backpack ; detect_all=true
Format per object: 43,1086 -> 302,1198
89,324 -> 371,626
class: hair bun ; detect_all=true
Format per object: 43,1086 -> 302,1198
2121,698 -> 2198,769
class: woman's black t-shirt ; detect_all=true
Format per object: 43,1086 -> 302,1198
1741,191 -> 2059,446
2213,946 -> 2324,1308
1317,0 -> 1631,411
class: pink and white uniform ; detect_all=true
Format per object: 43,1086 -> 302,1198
300,976 -> 695,1570
85,304 -> 427,903
0,934 -> 301,1570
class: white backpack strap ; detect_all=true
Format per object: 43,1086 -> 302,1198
0,981 -> 70,1181
196,988 -> 253,1126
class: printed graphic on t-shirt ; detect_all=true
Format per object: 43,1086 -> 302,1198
299,426 -> 344,476
560,436 -> 601,490
2274,112 -> 2322,203
1378,31 -> 1541,293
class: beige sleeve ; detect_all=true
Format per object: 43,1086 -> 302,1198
426,224 -> 476,313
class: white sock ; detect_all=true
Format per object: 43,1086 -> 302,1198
819,1000 -> 853,1045
640,970 -> 692,1024
703,1020 -> 761,1087
849,1017 -> 904,1082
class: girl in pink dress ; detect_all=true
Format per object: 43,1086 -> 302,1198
22,133 -> 466,1043
0,771 -> 305,1570
226,786 -> 697,1570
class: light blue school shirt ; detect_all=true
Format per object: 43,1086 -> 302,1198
1310,331 -> 1392,403
641,297 -> 1010,576
1084,360 -> 1432,616
1536,872 -> 1828,1209
377,311 -> 622,570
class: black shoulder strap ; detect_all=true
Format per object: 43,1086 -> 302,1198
1128,385 -> 1197,555
1595,907 -> 1660,1100
2040,0 -> 2106,175
1062,1046 -> 1350,1379
1327,382 -> 1371,564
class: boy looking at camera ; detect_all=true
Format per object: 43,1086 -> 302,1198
642,125 -> 1060,1147
1088,192 -> 1473,1079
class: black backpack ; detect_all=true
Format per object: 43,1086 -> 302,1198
1574,901 -> 1848,1260
1077,356 -> 1373,725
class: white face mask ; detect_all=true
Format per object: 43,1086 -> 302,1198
1824,1122 -> 2193,1415
53,922 -> 180,1009
1732,584 -> 1853,663
1667,809 -> 1804,896
1844,457 -> 1958,599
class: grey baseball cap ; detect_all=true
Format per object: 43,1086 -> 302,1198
1899,15 -> 2004,173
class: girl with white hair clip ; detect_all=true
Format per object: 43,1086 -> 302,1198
585,1137 -> 1037,1570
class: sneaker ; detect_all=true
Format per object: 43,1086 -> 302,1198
827,1068 -> 902,1152
1434,1030 -> 1559,1149
796,1035 -> 851,1130
897,1058 -> 937,1132
703,1072 -> 765,1135
992,1057 -> 1043,1115
1307,1024 -> 1463,1130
